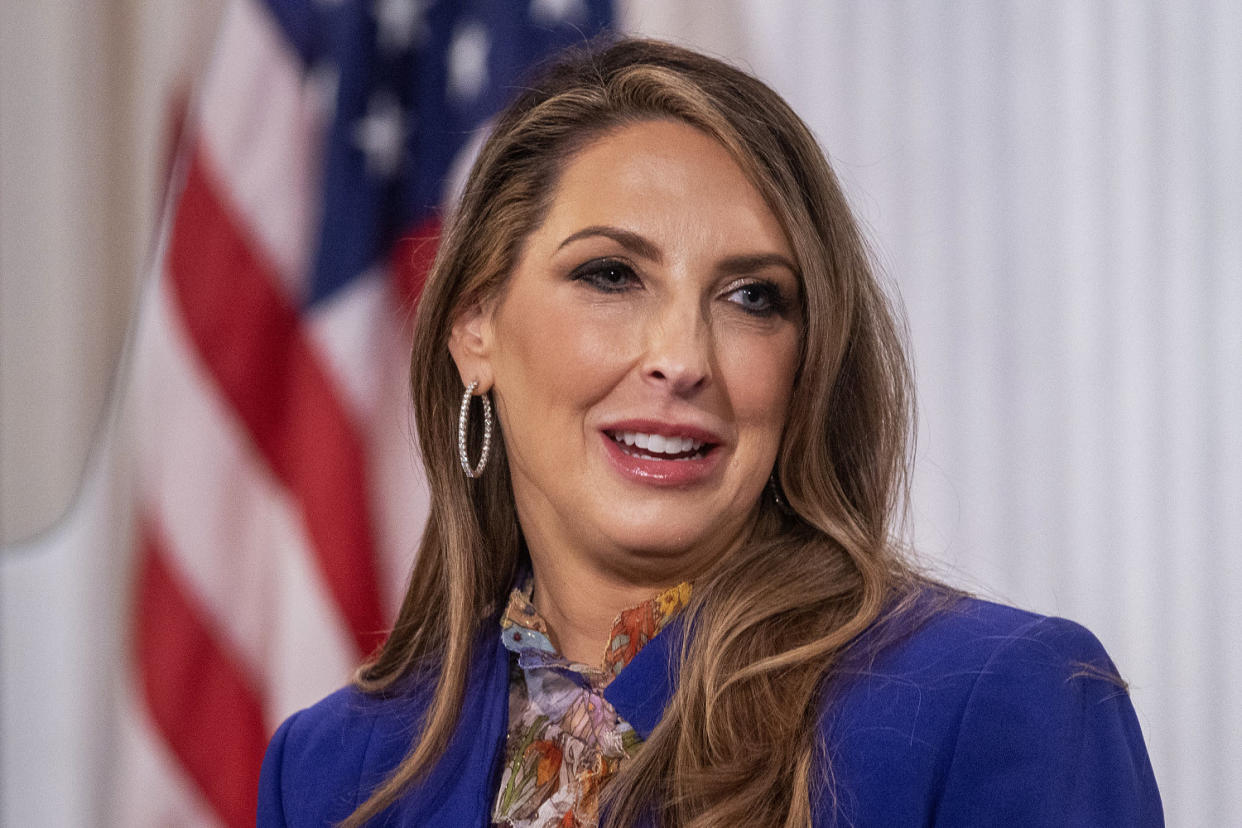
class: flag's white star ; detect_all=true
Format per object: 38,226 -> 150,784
448,23 -> 489,103
529,0 -> 586,23
353,90 -> 405,177
374,0 -> 427,54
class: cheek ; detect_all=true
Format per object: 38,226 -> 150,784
719,330 -> 799,449
493,291 -> 634,431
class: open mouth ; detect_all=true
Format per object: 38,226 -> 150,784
604,430 -> 714,461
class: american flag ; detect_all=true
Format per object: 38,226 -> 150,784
123,1 -> 612,824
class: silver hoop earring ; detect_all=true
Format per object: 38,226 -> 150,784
457,380 -> 493,478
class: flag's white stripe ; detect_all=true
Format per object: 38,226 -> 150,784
132,274 -> 355,720
363,352 -> 428,621
114,678 -> 219,828
308,269 -> 393,425
198,0 -> 320,297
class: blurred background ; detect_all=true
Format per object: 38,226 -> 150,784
2,1 -> 1237,825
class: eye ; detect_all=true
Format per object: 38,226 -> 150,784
571,259 -> 639,293
724,280 -> 787,317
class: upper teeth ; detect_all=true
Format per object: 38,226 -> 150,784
615,432 -> 704,454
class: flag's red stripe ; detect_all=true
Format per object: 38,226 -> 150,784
390,217 -> 441,313
136,520 -> 267,828
167,148 -> 387,655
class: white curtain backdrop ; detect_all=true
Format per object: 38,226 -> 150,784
623,4 -> 1241,823
3,1 -> 1237,824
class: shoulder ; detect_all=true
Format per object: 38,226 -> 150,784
862,593 -> 1115,681
817,593 -> 1163,827
826,594 -> 1116,735
258,680 -> 433,826
821,594 -> 1091,763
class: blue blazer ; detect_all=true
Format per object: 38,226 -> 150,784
258,596 -> 1162,826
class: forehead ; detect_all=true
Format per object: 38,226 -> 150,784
526,119 -> 792,259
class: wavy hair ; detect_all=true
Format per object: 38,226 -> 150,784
347,37 -> 934,827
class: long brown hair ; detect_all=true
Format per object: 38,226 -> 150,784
348,37 -> 930,826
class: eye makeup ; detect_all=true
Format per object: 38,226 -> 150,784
721,278 -> 792,317
569,257 -> 640,293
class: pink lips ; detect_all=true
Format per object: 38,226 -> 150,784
599,419 -> 724,487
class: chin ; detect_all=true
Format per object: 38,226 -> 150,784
580,485 -> 759,565
594,516 -> 733,568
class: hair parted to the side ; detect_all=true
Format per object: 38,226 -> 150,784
346,36 -> 945,827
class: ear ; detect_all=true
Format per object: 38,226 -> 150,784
448,300 -> 496,392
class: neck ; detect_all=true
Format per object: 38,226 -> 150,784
514,497 -> 759,667
527,556 -> 673,667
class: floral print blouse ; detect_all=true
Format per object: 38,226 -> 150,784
491,577 -> 692,828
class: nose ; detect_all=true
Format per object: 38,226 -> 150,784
641,303 -> 712,395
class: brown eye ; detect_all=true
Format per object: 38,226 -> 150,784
572,259 -> 639,293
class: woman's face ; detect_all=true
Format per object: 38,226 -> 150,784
454,119 -> 801,581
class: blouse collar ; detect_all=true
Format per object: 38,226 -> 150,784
499,573 -> 692,685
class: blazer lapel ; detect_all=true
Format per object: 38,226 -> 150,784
603,614 -> 685,740
390,627 -> 512,825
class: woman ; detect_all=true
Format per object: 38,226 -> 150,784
258,38 -> 1161,826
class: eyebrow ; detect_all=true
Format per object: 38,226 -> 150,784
715,252 -> 798,277
557,225 -> 662,263
556,225 -> 797,276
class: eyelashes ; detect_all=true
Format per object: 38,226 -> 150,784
723,280 -> 789,317
570,258 -> 639,293
569,258 -> 794,318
